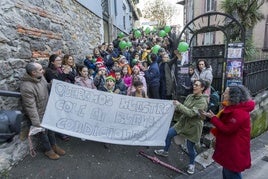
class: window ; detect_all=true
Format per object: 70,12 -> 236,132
263,15 -> 268,51
123,16 -> 126,30
203,32 -> 215,45
114,0 -> 117,16
206,0 -> 216,12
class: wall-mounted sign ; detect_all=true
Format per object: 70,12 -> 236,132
225,43 -> 244,87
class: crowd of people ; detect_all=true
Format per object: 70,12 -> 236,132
19,28 -> 255,178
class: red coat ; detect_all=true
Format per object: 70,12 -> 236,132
210,100 -> 255,172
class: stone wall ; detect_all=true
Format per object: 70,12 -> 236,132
250,91 -> 268,138
0,0 -> 102,109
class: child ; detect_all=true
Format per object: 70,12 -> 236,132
122,64 -> 132,88
130,80 -> 148,98
94,65 -> 106,90
84,54 -> 96,73
75,65 -> 96,89
102,76 -> 119,93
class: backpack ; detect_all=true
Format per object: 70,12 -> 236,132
208,86 -> 220,114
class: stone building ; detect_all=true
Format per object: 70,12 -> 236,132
0,0 -> 139,110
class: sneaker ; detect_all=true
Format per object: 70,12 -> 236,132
154,149 -> 168,157
187,164 -> 195,175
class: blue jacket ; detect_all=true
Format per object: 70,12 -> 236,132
144,61 -> 160,87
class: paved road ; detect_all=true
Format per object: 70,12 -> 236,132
6,137 -> 193,179
6,131 -> 268,179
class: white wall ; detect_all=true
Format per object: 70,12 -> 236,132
76,0 -> 103,18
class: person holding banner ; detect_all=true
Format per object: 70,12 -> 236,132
154,79 -> 208,175
20,62 -> 65,160
45,54 -> 73,141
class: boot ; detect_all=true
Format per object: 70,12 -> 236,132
45,150 -> 60,160
52,145 -> 66,156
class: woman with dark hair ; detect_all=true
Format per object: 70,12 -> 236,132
154,79 -> 209,175
201,84 -> 255,179
44,54 -> 74,141
44,54 -> 75,84
191,59 -> 213,97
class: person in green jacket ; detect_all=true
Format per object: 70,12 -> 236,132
154,79 -> 208,175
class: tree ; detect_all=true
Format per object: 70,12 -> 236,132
142,0 -> 176,28
220,0 -> 265,60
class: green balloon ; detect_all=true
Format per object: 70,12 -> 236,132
177,42 -> 189,52
126,41 -> 132,47
119,40 -> 127,50
145,27 -> 150,34
152,45 -> 161,54
134,30 -> 142,38
159,30 -> 166,37
118,32 -> 124,38
132,59 -> 138,65
164,26 -> 171,33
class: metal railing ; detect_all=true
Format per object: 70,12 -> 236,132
0,90 -> 21,98
244,59 -> 268,96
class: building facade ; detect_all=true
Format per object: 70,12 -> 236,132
178,0 -> 268,58
0,0 -> 139,110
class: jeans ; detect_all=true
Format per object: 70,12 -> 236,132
164,127 -> 177,151
222,168 -> 242,179
187,140 -> 196,165
163,127 -> 196,165
38,130 -> 56,152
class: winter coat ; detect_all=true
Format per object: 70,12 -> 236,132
211,100 -> 255,172
20,74 -> 49,126
84,58 -> 96,71
144,61 -> 160,87
115,78 -> 127,95
173,94 -> 208,143
159,61 -> 173,98
75,76 -> 96,89
45,66 -> 75,84
191,67 -> 213,84
93,75 -> 106,90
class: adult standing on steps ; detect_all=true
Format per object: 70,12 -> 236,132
20,62 -> 66,160
201,84 -> 255,179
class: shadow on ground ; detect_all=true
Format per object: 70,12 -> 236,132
5,136 -> 209,179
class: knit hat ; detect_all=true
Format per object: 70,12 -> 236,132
98,65 -> 106,71
132,65 -> 140,71
106,75 -> 115,82
96,57 -> 104,64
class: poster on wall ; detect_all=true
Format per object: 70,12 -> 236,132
226,43 -> 244,87
176,50 -> 192,98
226,59 -> 243,79
227,47 -> 242,58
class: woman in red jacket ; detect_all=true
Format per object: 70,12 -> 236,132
201,84 -> 255,179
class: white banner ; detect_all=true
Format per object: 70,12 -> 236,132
41,80 -> 174,146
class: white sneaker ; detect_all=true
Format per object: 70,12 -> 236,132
187,164 -> 195,175
154,149 -> 168,157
